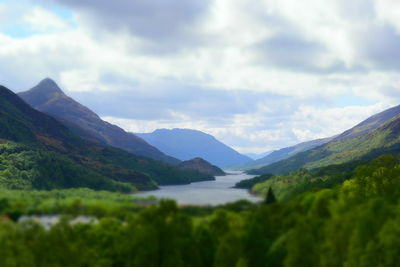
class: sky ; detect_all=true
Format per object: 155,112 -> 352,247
1,0 -> 400,154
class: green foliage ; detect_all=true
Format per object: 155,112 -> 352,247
76,141 -> 214,187
234,173 -> 273,189
0,188 -> 148,220
0,86 -> 212,189
1,154 -> 400,266
252,160 -> 362,201
0,142 -> 135,192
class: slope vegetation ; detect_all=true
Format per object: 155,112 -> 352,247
238,137 -> 333,170
0,85 -> 212,191
178,158 -> 226,176
250,113 -> 400,175
19,78 -> 179,165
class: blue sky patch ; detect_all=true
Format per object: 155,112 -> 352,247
0,0 -> 76,38
335,93 -> 375,107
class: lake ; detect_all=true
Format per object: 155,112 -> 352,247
136,171 -> 262,205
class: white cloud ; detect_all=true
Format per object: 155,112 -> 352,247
101,101 -> 393,154
375,0 -> 400,32
1,0 -> 400,153
23,7 -> 69,32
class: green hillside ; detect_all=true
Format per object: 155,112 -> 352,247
251,159 -> 366,201
0,85 -> 213,191
236,136 -> 333,170
249,115 -> 400,175
0,142 -> 134,192
2,153 -> 400,266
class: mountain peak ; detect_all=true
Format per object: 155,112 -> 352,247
18,78 -> 65,107
35,78 -> 64,95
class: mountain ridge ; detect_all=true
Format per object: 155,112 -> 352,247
137,128 -> 253,168
0,84 -> 213,191
237,136 -> 334,170
18,79 -> 180,165
249,105 -> 400,175
333,104 -> 400,141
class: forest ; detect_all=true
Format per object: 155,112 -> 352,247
1,154 -> 400,266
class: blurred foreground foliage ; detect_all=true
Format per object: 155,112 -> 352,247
1,154 -> 400,266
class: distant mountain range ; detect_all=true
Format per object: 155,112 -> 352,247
137,129 -> 253,168
250,104 -> 400,175
14,78 -> 400,186
18,78 -> 179,165
245,151 -> 273,160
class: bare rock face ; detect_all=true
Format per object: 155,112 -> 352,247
178,157 -> 226,176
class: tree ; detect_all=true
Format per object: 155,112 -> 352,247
265,187 -> 277,204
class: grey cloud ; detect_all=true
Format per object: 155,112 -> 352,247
71,80 -> 288,122
255,32 -> 347,74
250,5 -> 350,75
43,0 -> 211,53
251,0 -> 379,75
67,73 -> 335,136
380,86 -> 400,102
357,25 -> 400,70
0,47 -> 79,92
71,82 -> 313,149
337,0 -> 376,23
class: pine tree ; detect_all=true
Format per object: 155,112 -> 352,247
265,187 -> 276,204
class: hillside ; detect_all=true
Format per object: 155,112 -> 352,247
137,128 -> 253,168
178,158 -> 226,176
237,137 -> 333,170
0,85 -> 213,191
250,110 -> 400,175
334,104 -> 400,141
250,159 -> 364,201
18,78 -> 179,165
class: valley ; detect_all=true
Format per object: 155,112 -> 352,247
1,1 -> 400,264
136,171 -> 261,205
1,77 -> 400,266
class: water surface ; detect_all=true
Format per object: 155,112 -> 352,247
136,171 -> 262,205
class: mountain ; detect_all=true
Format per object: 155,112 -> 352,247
178,158 -> 226,176
333,104 -> 400,141
0,85 -> 213,191
137,128 -> 253,168
250,105 -> 400,175
18,78 -> 179,165
239,137 -> 334,170
245,151 -> 273,160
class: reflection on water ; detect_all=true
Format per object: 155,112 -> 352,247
136,171 -> 262,205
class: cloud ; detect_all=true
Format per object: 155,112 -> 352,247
380,86 -> 400,103
355,25 -> 400,70
255,31 -> 347,73
23,7 -> 69,32
102,101 -> 392,154
1,0 -> 400,154
42,0 -> 212,53
71,79 -> 289,121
